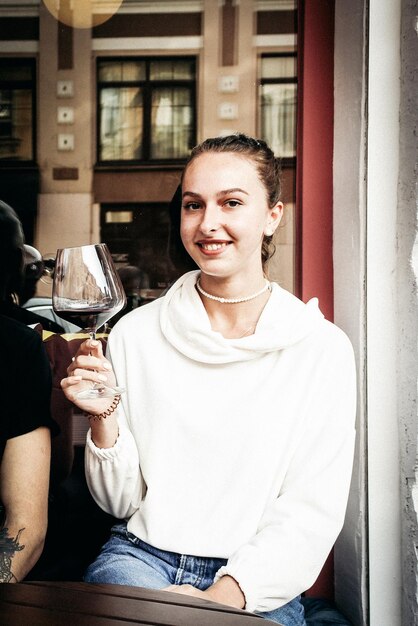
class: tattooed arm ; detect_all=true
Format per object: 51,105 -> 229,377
0,427 -> 51,582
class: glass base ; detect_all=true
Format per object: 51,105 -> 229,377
77,384 -> 125,400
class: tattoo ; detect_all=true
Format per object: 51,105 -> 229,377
0,527 -> 25,582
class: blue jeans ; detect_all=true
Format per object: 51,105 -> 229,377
84,522 -> 306,626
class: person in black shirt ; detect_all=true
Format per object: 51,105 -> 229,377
0,200 -> 57,582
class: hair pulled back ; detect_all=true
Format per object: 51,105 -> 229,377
182,133 -> 282,268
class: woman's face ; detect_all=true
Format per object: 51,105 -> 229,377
180,152 -> 282,282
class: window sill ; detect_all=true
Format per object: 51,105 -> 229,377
94,162 -> 187,173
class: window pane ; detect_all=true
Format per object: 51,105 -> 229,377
0,65 -> 33,81
261,56 -> 297,79
261,84 -> 297,157
150,88 -> 192,159
105,210 -> 133,223
0,89 -> 33,160
150,60 -> 194,81
101,204 -> 179,294
99,87 -> 143,160
99,61 -> 145,82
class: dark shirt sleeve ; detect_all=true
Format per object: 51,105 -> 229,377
6,329 -> 57,440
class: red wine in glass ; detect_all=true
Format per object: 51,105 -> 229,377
53,308 -> 116,334
52,243 -> 127,399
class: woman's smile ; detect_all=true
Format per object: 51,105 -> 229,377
197,240 -> 232,254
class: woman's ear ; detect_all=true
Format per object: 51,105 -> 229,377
264,201 -> 284,236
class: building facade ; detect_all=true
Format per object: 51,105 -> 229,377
0,0 -> 297,300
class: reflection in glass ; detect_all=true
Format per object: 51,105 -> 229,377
261,83 -> 297,158
0,89 -> 33,160
101,203 -> 180,300
98,61 -> 145,82
151,88 -> 192,159
261,56 -> 297,80
100,87 -> 143,160
150,59 -> 195,81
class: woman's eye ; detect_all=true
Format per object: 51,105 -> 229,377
225,200 -> 241,208
183,202 -> 201,211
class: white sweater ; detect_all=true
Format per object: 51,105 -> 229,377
85,271 -> 356,613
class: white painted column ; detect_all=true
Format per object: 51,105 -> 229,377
367,1 -> 402,624
333,0 -> 368,622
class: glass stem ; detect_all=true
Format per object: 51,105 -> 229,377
88,331 -> 97,361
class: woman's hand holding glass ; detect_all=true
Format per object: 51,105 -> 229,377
61,339 -> 119,419
61,339 -> 120,449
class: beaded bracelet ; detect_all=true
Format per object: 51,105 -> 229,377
86,394 -> 121,422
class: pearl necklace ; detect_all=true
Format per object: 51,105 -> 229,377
196,278 -> 271,304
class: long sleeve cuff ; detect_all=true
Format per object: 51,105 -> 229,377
214,565 -> 258,612
86,424 -> 132,460
85,423 -> 142,519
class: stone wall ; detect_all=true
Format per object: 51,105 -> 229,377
398,1 -> 418,623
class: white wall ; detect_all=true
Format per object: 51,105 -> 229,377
334,0 -> 418,624
333,2 -> 368,623
367,1 -> 402,624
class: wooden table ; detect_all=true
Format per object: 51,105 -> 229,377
0,581 -> 280,625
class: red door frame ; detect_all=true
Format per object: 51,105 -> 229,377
296,0 -> 335,324
296,0 -> 335,600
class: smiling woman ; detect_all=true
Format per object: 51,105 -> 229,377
60,134 -> 356,626
180,136 -> 282,299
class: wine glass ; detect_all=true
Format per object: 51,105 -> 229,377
52,243 -> 127,399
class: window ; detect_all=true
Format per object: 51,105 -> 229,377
101,203 -> 180,298
97,57 -> 196,163
0,59 -> 36,162
259,53 -> 297,159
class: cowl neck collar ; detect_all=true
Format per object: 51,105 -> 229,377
160,271 -> 324,364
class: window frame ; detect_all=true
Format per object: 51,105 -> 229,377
96,56 -> 197,166
0,57 -> 37,165
259,52 -> 297,167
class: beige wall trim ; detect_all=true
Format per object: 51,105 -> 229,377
92,36 -> 203,51
0,5 -> 39,18
118,1 -> 203,13
253,34 -> 296,47
256,0 -> 295,9
0,40 -> 38,51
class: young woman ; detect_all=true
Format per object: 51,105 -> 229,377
62,134 -> 356,626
